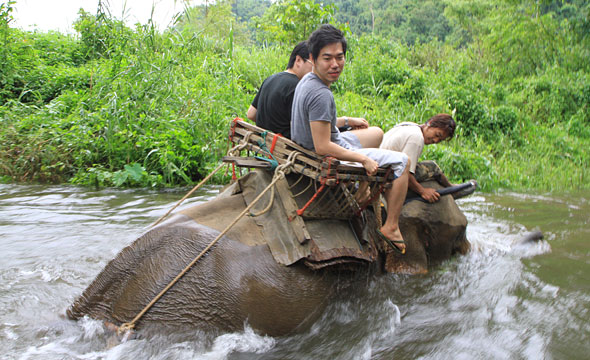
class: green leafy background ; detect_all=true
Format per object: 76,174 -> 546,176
0,0 -> 588,191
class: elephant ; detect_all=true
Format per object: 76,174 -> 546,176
66,169 -> 473,337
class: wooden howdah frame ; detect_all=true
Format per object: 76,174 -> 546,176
225,119 -> 395,223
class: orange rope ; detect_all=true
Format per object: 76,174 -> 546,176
270,133 -> 282,154
295,157 -> 336,217
295,181 -> 326,217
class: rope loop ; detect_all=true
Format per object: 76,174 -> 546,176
250,151 -> 299,217
227,131 -> 253,157
275,151 -> 300,178
117,322 -> 135,335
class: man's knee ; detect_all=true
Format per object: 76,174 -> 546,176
355,127 -> 384,148
370,126 -> 384,139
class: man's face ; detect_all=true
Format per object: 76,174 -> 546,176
311,42 -> 345,86
423,126 -> 449,145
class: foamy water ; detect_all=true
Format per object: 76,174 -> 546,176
1,185 -> 588,359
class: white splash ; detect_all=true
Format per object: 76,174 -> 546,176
198,325 -> 276,360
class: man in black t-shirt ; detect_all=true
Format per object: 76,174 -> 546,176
247,41 -> 382,147
247,41 -> 312,139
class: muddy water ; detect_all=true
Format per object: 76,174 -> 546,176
1,184 -> 588,359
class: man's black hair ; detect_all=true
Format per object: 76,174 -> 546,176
308,24 -> 347,62
287,41 -> 310,69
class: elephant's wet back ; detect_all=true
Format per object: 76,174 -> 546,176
68,215 -> 340,336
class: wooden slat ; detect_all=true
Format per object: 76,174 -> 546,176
222,156 -> 272,168
229,120 -> 397,222
232,127 -> 395,183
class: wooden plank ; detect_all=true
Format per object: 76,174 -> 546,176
234,136 -> 323,176
222,156 -> 272,168
231,120 -> 396,184
237,120 -> 320,158
274,176 -> 312,244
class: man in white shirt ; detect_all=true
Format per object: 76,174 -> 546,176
380,114 -> 456,203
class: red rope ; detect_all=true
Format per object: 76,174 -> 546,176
296,181 -> 326,217
229,117 -> 241,142
230,117 -> 242,181
270,133 -> 282,154
295,157 -> 336,217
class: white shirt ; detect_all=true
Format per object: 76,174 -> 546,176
380,122 -> 424,174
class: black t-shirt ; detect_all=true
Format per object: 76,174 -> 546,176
251,71 -> 299,139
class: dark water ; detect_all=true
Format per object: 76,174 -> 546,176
1,184 -> 588,359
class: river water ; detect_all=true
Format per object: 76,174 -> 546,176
1,184 -> 588,359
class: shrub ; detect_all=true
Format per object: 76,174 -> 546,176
445,85 -> 490,137
488,105 -> 518,134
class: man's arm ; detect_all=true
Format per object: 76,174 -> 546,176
408,173 -> 440,203
247,105 -> 257,121
310,121 -> 378,175
336,116 -> 368,129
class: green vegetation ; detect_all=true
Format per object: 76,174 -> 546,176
0,0 -> 588,191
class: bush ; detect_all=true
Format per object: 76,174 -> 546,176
488,105 -> 518,134
445,85 -> 490,137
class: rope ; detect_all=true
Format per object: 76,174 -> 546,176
291,176 -> 313,198
296,156 -> 336,217
248,185 -> 275,217
270,133 -> 282,154
252,151 -> 300,217
149,162 -> 226,229
255,131 -> 279,169
254,156 -> 279,169
150,141 -> 248,229
118,152 -> 300,334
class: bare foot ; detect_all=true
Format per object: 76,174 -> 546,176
379,226 -> 406,254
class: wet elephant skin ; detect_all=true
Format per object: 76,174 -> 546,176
67,215 -> 340,337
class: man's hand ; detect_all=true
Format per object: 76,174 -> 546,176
420,187 -> 440,203
361,156 -> 379,176
349,117 -> 369,129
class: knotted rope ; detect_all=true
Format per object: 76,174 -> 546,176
118,151 -> 300,335
249,151 -> 300,217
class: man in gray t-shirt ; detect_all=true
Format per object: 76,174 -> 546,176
291,72 -> 353,150
291,24 -> 410,254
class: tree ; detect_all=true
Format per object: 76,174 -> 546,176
232,0 -> 270,23
253,0 -> 339,45
176,0 -> 249,44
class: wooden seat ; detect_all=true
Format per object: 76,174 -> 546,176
227,119 -> 395,184
226,119 -> 394,222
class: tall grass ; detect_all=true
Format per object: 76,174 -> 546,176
0,9 -> 588,191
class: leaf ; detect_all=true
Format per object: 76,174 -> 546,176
113,170 -> 128,187
124,162 -> 145,182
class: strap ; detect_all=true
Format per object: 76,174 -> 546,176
270,133 -> 282,154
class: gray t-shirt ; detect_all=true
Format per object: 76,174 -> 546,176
290,73 -> 408,178
291,72 -> 352,151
